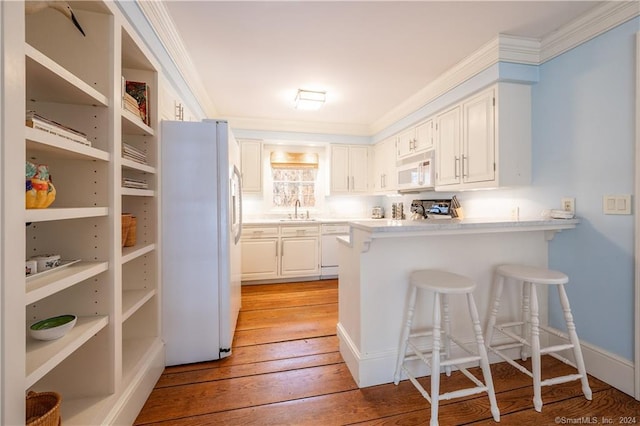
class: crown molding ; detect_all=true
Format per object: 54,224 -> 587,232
371,34 -> 540,135
225,115 -> 371,137
136,1 -> 219,117
138,0 -> 638,137
540,1 -> 640,63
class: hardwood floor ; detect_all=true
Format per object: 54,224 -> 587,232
135,280 -> 639,425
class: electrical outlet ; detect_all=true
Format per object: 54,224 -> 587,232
509,206 -> 519,220
562,197 -> 575,214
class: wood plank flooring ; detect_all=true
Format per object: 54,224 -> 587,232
135,279 -> 639,425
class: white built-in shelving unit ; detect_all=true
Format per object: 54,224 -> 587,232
0,1 -> 164,424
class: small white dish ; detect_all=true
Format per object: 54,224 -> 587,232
29,314 -> 77,341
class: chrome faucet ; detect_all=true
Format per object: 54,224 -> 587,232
294,199 -> 301,218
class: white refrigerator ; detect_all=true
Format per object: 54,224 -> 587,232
161,119 -> 242,366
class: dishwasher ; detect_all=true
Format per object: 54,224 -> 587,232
320,223 -> 350,278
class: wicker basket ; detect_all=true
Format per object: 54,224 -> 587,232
124,216 -> 137,247
122,213 -> 133,247
26,391 -> 61,426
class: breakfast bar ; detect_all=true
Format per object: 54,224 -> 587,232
336,218 -> 578,388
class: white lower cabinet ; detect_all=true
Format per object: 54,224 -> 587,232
281,237 -> 320,277
241,238 -> 279,280
241,224 -> 320,281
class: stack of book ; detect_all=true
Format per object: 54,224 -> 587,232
122,78 -> 149,125
26,111 -> 90,146
122,177 -> 148,190
123,92 -> 144,121
122,142 -> 147,165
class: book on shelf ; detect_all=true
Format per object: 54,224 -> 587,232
122,177 -> 149,189
25,111 -> 91,146
123,79 -> 150,126
122,142 -> 148,165
123,93 -> 144,119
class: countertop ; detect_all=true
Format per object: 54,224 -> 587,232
348,217 -> 580,237
243,218 -> 366,225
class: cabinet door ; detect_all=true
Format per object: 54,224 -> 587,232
349,145 -> 369,193
396,127 -> 416,159
241,238 -> 279,280
415,119 -> 434,152
330,145 -> 350,194
373,138 -> 393,191
280,237 -> 319,276
435,106 -> 461,186
463,90 -> 495,183
240,140 -> 262,193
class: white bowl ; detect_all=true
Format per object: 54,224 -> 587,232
29,315 -> 77,341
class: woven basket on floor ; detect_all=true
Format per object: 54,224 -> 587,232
26,391 -> 61,426
124,216 -> 137,247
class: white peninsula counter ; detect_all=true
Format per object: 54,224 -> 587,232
337,218 -> 578,388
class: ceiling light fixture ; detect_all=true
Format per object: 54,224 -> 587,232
294,89 -> 326,111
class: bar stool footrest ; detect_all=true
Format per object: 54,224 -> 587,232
539,343 -> 575,355
487,346 -> 534,378
541,373 -> 584,387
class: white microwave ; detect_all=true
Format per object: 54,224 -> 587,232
397,151 -> 435,193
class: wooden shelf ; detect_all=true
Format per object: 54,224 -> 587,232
122,158 -> 156,174
122,337 -> 163,385
121,187 -> 155,197
122,243 -> 156,264
25,44 -> 108,106
122,289 -> 156,322
25,207 -> 109,223
26,315 -> 109,388
26,127 -> 110,162
26,261 -> 109,305
122,110 -> 154,136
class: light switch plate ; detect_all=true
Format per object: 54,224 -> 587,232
603,194 -> 632,215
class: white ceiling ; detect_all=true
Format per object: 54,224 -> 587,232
162,1 -> 602,135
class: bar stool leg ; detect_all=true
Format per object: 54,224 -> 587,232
529,283 -> 543,412
467,293 -> 501,422
430,292 -> 442,426
394,285 -> 418,385
521,281 -> 531,361
557,285 -> 593,400
441,293 -> 452,377
485,274 -> 504,345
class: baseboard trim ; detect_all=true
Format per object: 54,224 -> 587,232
106,339 -> 165,425
547,330 -> 635,398
338,321 -> 634,397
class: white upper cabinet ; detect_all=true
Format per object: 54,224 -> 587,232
373,137 -> 397,193
396,119 -> 434,160
239,139 -> 263,193
159,75 -> 196,121
435,105 -> 462,186
330,144 -> 369,194
435,83 -> 531,190
463,89 -> 495,183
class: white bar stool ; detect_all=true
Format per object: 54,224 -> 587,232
394,270 -> 500,426
485,264 -> 592,412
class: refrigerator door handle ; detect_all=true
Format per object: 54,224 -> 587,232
231,165 -> 243,245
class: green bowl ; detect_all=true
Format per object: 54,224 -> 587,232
29,314 -> 77,340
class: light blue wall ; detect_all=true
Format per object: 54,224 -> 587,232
535,18 -> 638,361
